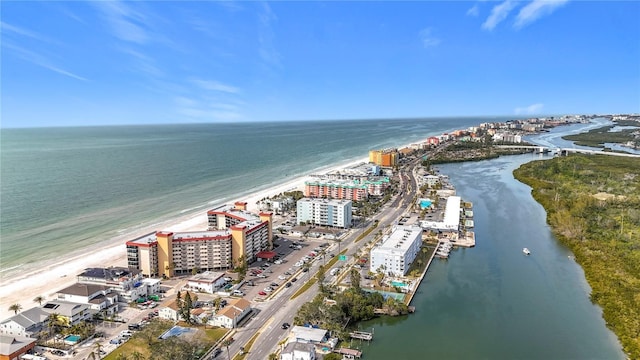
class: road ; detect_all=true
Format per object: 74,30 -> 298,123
232,161 -> 421,359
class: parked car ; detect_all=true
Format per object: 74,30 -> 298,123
212,348 -> 223,357
270,282 -> 279,287
291,277 -> 297,282
278,275 -> 287,280
285,282 -> 292,288
258,291 -> 267,296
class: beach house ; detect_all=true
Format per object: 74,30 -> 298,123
0,335 -> 37,360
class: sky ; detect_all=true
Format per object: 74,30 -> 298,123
1,1 -> 639,128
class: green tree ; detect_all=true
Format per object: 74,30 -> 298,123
33,295 -> 45,306
181,292 -> 194,324
323,352 -> 342,360
8,303 -> 22,315
47,313 -> 64,339
317,265 -> 326,293
349,268 -> 361,291
191,266 -> 200,276
221,338 -> 233,360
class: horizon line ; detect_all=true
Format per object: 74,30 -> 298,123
0,112 -> 601,130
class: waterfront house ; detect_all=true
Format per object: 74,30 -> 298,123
280,341 -> 317,360
40,301 -> 90,327
55,283 -> 118,317
77,267 -> 148,303
0,308 -> 49,338
0,335 -> 37,360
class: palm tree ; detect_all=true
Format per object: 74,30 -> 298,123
221,338 -> 233,360
8,303 -> 22,315
94,342 -> 104,358
33,295 -> 45,306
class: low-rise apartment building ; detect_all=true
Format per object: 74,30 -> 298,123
297,198 -> 352,228
370,225 -> 423,277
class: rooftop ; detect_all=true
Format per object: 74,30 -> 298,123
290,325 -> 328,343
57,283 -> 111,297
374,225 -> 422,253
0,335 -> 36,356
188,271 -> 225,284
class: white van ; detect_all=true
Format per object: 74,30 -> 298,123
232,290 -> 244,296
330,268 -> 339,276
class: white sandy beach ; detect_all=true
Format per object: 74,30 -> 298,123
0,156 -> 373,320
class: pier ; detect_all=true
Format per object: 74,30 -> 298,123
334,348 -> 363,359
349,331 -> 373,341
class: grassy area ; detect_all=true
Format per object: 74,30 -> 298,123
514,154 -> 640,358
562,125 -> 638,148
104,322 -> 227,360
290,249 -> 347,300
103,320 -> 173,360
354,222 -> 378,243
202,327 -> 229,343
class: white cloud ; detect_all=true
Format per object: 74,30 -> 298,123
1,21 -> 60,45
190,79 -> 240,94
467,4 -> 480,17
2,42 -> 87,81
174,96 -> 243,122
258,2 -> 281,67
419,28 -> 441,48
482,0 -> 516,31
94,1 -> 149,44
515,103 -> 544,115
515,0 -> 569,29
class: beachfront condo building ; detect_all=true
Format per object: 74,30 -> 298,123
304,177 -> 391,201
370,225 -> 423,276
368,149 -> 398,168
296,198 -> 352,228
126,202 -> 272,278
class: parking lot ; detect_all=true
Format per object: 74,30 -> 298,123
238,236 -> 336,301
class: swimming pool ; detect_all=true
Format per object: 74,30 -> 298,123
159,326 -> 194,340
419,199 -> 432,209
63,335 -> 80,344
391,281 -> 407,287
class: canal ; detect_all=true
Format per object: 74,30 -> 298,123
357,122 -> 625,359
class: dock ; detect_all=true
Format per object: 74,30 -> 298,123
334,348 -> 363,359
349,331 -> 373,341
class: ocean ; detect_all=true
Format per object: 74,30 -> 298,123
0,117 -> 484,280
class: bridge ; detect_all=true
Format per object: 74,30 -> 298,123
495,145 -> 640,158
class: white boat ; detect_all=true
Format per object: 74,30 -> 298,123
523,248 -> 531,255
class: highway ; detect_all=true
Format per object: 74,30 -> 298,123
227,159 -> 421,360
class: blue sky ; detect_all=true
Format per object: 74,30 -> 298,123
1,1 -> 639,127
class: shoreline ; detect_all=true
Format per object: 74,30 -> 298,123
1,118 -> 601,320
0,155 -> 373,319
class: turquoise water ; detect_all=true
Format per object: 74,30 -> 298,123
64,335 -> 80,343
390,281 -> 407,287
0,117 -> 484,278
419,199 -> 432,209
